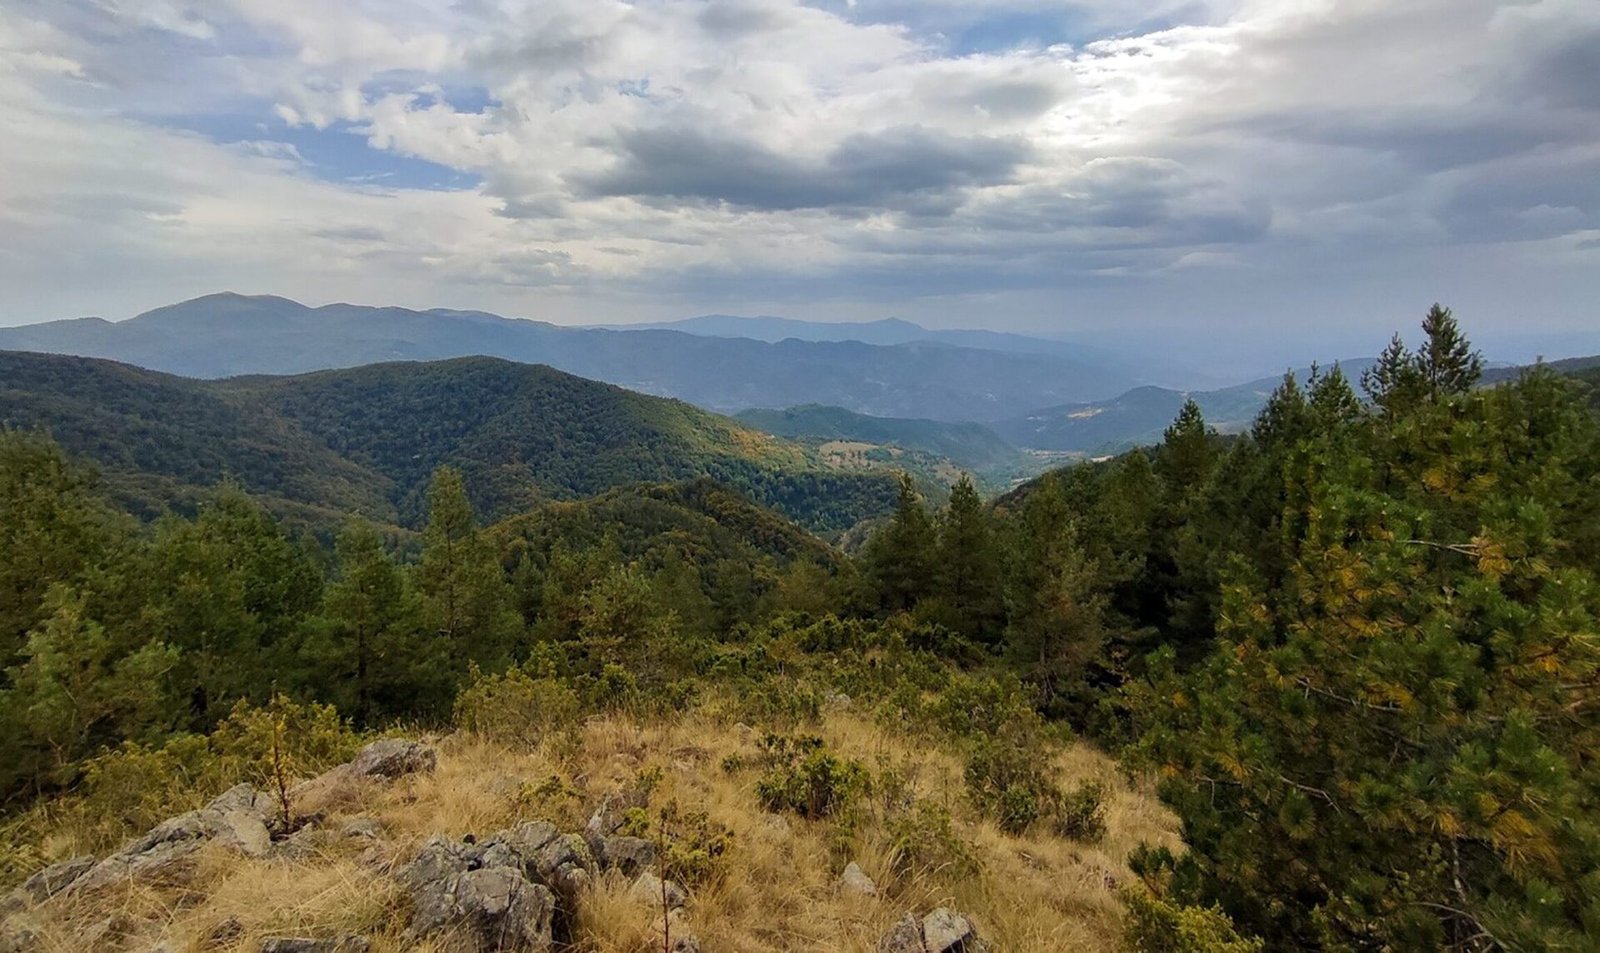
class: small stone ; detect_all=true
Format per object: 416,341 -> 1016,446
631,872 -> 687,911
839,861 -> 878,897
340,817 -> 383,840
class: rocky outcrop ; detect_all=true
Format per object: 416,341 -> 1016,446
60,784 -> 273,897
1,740 -> 437,919
877,908 -> 987,953
260,936 -> 371,953
407,864 -> 556,951
399,824 -> 588,951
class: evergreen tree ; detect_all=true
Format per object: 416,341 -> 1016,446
935,475 -> 1004,644
0,585 -> 179,792
1004,475 -> 1110,715
321,519 -> 430,725
417,467 -> 520,671
864,474 -> 938,613
1417,303 -> 1484,398
139,484 -> 322,725
0,431 -> 129,674
1362,333 -> 1425,414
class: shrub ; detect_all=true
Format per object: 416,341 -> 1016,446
453,665 -> 581,746
1055,780 -> 1108,843
886,800 -> 979,884
963,729 -> 1059,834
755,736 -> 868,819
1122,889 -> 1263,953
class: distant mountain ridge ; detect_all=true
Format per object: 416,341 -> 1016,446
0,350 -> 897,532
603,313 -> 1213,388
994,361 -> 1379,453
0,293 -> 1145,422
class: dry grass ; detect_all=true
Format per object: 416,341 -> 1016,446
9,707 -> 1178,952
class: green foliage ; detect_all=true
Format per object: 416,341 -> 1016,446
632,800 -> 735,888
419,467 -> 520,669
863,474 -> 938,613
963,727 -> 1060,835
73,696 -> 356,849
0,351 -> 897,535
755,736 -> 868,819
1055,780 -> 1108,843
886,799 -> 979,884
1122,889 -> 1263,953
452,665 -> 581,746
1130,310 -> 1600,948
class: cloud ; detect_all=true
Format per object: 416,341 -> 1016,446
0,0 -> 1596,363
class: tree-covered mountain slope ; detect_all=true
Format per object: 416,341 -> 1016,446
0,350 -> 895,532
0,293 -> 1140,421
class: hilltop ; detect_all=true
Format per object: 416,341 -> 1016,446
0,351 -> 895,533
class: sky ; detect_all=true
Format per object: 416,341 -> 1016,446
1,0 -> 1598,368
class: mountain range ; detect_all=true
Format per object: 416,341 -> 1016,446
0,350 -> 896,533
0,294 -> 1143,422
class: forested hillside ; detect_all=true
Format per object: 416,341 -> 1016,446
2,307 -> 1598,952
0,351 -> 896,533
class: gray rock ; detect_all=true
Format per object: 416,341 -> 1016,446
10,854 -> 95,907
340,817 -> 383,840
479,821 -> 560,873
596,835 -> 656,876
217,810 -> 272,857
207,783 -> 274,818
921,908 -> 979,953
61,785 -> 278,897
346,739 -> 437,780
839,861 -> 878,897
584,790 -> 648,840
630,872 -> 687,911
407,866 -> 555,951
532,832 -> 594,904
260,936 -> 370,953
398,836 -> 482,891
878,913 -> 924,953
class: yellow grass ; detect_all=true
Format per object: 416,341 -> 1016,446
10,707 -> 1179,952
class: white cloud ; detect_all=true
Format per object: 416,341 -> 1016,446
0,0 -> 1596,362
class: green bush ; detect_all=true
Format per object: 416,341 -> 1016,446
1122,889 -> 1263,953
755,737 -> 867,819
886,799 -> 979,883
453,664 -> 581,746
1056,780 -> 1108,843
963,729 -> 1059,834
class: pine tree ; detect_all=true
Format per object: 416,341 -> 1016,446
1,585 -> 179,791
1362,333 -> 1425,413
936,475 -> 1004,644
1416,303 -> 1484,398
322,519 -> 426,725
418,467 -> 520,671
864,474 -> 938,614
1004,475 -> 1109,714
